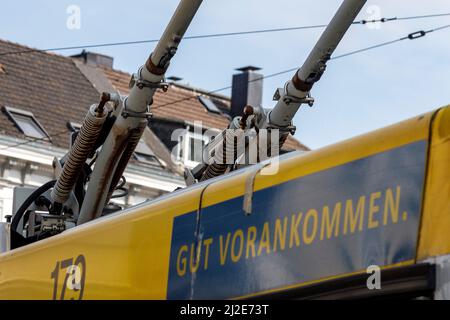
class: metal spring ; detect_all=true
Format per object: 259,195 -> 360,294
201,129 -> 289,181
51,105 -> 106,204
200,129 -> 245,181
200,162 -> 228,181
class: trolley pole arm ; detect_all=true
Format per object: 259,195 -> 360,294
126,0 -> 204,113
77,0 -> 204,225
264,0 -> 367,129
194,0 -> 367,183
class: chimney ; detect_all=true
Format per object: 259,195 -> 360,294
71,50 -> 114,69
231,66 -> 263,119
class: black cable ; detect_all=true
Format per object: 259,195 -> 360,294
2,23 -> 450,151
330,38 -> 405,60
331,24 -> 450,60
117,175 -> 127,189
397,13 -> 450,21
0,13 -> 449,57
11,180 -> 56,232
110,188 -> 128,199
427,24 -> 450,32
152,23 -> 450,110
111,176 -> 128,199
0,25 -> 325,57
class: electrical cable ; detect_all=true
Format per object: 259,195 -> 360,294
2,23 -> 450,150
151,24 -> 450,110
0,13 -> 449,56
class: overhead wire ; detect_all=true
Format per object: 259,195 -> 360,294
0,13 -> 449,56
1,22 -> 450,150
151,23 -> 450,110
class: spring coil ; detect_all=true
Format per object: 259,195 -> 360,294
201,129 -> 289,181
200,128 -> 245,181
51,105 -> 107,204
200,162 -> 228,181
259,129 -> 286,159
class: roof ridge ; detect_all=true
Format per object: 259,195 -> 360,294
0,38 -> 229,102
170,83 -> 230,102
99,65 -> 131,76
0,38 -> 71,59
101,66 -> 231,102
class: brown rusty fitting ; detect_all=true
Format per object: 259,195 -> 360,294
240,105 -> 254,129
292,73 -> 313,92
97,92 -> 111,113
145,55 -> 166,76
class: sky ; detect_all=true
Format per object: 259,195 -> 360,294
1,0 -> 449,149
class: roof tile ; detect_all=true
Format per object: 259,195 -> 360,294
0,40 -> 99,149
0,38 -> 308,155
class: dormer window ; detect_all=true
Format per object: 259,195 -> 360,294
198,96 -> 221,114
2,106 -> 49,140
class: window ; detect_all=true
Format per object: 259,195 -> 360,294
11,114 -> 47,139
3,106 -> 49,139
198,96 -> 221,114
189,136 -> 205,163
133,139 -> 162,167
178,130 -> 210,168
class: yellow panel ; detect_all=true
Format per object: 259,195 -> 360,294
417,106 -> 450,259
0,109 -> 437,299
203,111 -> 433,208
0,186 -> 202,300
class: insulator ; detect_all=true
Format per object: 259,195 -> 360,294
51,105 -> 107,204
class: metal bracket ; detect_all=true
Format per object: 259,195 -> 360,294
273,87 -> 315,107
266,126 -> 296,135
121,95 -> 153,120
40,214 -> 66,234
265,122 -> 296,135
408,30 -> 426,40
136,78 -> 169,91
243,160 -> 272,215
52,157 -> 63,179
121,110 -> 153,120
184,167 -> 197,186
129,67 -> 169,92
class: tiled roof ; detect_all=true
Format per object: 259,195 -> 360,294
283,133 -> 309,151
101,67 -> 231,129
0,40 -> 100,149
0,38 -> 308,156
